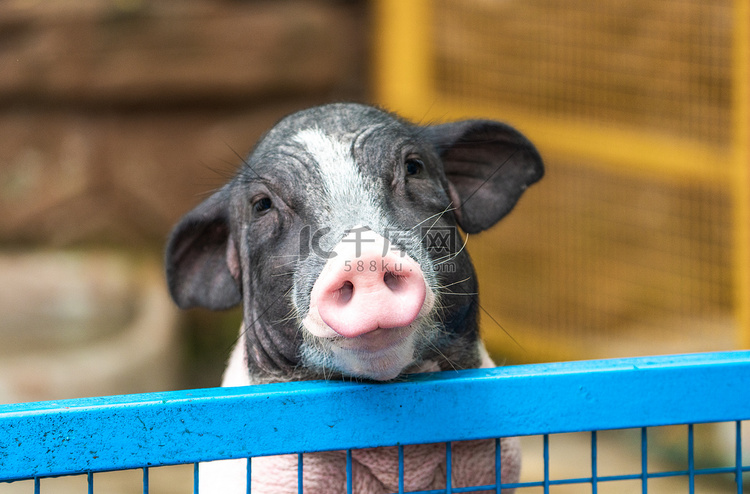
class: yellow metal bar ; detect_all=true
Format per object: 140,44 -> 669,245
427,99 -> 734,184
374,0 -> 749,357
373,0 -> 434,120
732,0 -> 750,349
374,2 -> 733,185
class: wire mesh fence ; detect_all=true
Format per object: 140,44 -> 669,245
2,351 -> 749,493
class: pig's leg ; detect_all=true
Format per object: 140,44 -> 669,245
449,437 -> 520,494
248,451 -> 386,494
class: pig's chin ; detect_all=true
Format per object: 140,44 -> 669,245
299,318 -> 421,381
299,292 -> 437,381
329,327 -> 417,381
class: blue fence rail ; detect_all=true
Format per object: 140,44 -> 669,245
2,351 -> 750,492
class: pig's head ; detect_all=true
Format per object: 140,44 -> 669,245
166,103 -> 543,382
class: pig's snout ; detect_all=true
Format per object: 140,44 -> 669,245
307,228 -> 428,339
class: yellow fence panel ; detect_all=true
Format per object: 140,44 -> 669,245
375,0 -> 749,362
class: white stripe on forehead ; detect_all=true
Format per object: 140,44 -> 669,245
293,127 -> 381,223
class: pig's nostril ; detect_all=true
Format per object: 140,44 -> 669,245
335,281 -> 354,304
383,271 -> 405,292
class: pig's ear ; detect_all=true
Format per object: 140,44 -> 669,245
165,187 -> 241,310
424,120 -> 544,234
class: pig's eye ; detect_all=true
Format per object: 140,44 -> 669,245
404,157 -> 424,177
252,196 -> 273,214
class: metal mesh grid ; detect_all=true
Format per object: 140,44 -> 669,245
471,160 -> 736,361
3,352 -> 750,493
3,427 -> 749,492
3,425 -> 749,493
375,0 -> 749,362
433,0 -> 734,146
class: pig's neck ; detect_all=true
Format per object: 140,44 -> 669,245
239,307 -> 315,382
223,328 -> 487,388
223,325 -> 319,386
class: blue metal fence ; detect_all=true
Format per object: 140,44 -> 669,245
2,351 -> 750,492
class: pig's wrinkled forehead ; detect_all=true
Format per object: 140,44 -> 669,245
248,104 -> 413,169
268,104 -> 402,141
237,103 -> 421,231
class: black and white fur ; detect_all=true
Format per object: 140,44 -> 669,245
167,103 -> 542,384
165,103 -> 543,492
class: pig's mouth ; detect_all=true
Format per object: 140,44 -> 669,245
300,290 -> 437,381
328,326 -> 419,381
332,326 -> 414,358
335,326 -> 411,352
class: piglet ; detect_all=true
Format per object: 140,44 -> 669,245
165,103 -> 543,493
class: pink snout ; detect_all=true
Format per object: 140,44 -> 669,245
308,228 -> 427,338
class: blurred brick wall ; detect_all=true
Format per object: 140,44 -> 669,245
0,0 -> 369,390
0,0 -> 368,249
